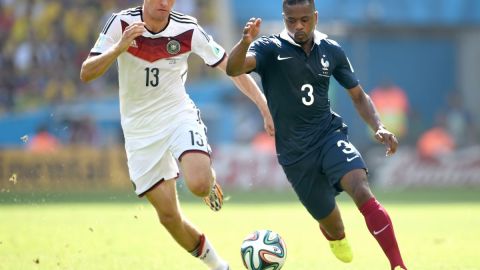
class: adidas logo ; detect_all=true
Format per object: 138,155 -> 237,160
130,40 -> 138,48
200,248 -> 210,260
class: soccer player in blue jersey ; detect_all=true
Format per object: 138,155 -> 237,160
226,0 -> 407,269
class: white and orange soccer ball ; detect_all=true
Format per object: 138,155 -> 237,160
240,229 -> 287,270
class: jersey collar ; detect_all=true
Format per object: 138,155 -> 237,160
279,29 -> 328,47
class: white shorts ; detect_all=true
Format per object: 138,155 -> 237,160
125,118 -> 211,197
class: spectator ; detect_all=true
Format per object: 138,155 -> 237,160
68,116 -> 98,146
443,90 -> 476,147
27,124 -> 61,153
369,81 -> 409,139
252,131 -> 276,154
417,114 -> 455,161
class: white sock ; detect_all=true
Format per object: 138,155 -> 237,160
190,234 -> 228,269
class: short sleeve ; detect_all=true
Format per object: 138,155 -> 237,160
191,24 -> 226,67
247,36 -> 273,75
90,14 -> 122,55
331,41 -> 359,90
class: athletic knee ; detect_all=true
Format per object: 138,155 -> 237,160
190,181 -> 211,197
343,172 -> 374,206
352,187 -> 373,207
158,212 -> 182,229
186,171 -> 213,197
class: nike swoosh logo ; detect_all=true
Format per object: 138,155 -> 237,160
346,154 -> 359,162
373,224 -> 390,235
277,55 -> 293,61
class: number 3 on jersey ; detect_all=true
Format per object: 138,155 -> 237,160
337,140 -> 360,162
301,84 -> 314,106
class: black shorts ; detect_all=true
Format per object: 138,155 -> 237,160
282,130 -> 367,220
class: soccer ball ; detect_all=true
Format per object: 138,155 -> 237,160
240,229 -> 287,270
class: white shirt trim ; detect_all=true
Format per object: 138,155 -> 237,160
279,29 -> 328,47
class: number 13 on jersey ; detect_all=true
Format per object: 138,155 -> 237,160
145,67 -> 159,87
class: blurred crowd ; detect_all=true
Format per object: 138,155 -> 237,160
0,0 -> 216,115
1,0 -> 478,153
1,0 -> 114,113
370,82 -> 478,159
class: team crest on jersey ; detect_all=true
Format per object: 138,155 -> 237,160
167,39 -> 181,55
321,55 -> 330,71
319,55 -> 330,77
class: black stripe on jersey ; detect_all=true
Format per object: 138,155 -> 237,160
124,11 -> 141,15
170,11 -> 196,22
123,10 -> 141,15
172,12 -> 209,42
169,14 -> 197,25
170,16 -> 198,26
120,11 -> 141,17
102,14 -> 117,34
120,6 -> 142,14
170,10 -> 186,16
169,14 -> 211,42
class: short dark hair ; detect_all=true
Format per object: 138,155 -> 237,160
282,0 -> 316,10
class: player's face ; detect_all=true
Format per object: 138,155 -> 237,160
283,3 -> 318,44
143,0 -> 176,21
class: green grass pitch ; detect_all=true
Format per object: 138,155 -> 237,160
1,188 -> 480,270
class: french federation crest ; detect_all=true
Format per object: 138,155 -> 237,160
166,39 -> 181,55
321,55 -> 330,71
319,54 -> 331,77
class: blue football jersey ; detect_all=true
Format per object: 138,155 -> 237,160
248,30 -> 359,165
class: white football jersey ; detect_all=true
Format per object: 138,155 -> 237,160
90,7 -> 226,141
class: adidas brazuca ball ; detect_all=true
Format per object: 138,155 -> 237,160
240,229 -> 287,270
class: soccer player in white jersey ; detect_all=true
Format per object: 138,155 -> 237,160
80,1 -> 274,269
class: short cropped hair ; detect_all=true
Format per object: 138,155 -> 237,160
282,0 -> 316,10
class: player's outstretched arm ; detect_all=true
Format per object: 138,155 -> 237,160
348,85 -> 398,156
80,22 -> 146,82
217,58 -> 274,136
226,18 -> 262,76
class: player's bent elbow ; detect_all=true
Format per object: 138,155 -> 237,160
226,66 -> 242,77
79,72 -> 88,83
79,68 -> 97,83
79,65 -> 90,83
79,71 -> 91,83
225,66 -> 235,76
